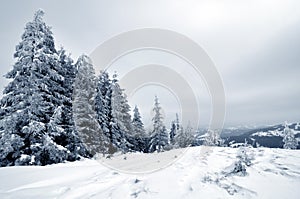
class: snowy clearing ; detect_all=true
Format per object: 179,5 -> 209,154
0,146 -> 299,199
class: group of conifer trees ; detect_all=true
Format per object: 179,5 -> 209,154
0,10 -> 194,166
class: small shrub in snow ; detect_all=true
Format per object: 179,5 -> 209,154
232,160 -> 247,176
225,142 -> 253,176
237,145 -> 252,167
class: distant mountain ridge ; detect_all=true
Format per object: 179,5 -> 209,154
223,122 -> 300,149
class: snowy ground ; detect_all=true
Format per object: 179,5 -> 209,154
0,146 -> 299,199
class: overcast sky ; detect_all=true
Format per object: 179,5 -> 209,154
0,0 -> 299,127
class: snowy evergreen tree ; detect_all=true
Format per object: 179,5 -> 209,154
73,55 -> 109,155
131,105 -> 147,152
283,122 -> 298,149
169,113 -> 184,147
149,126 -> 169,152
229,141 -> 253,176
169,121 -> 176,145
50,49 -> 89,160
169,113 -> 181,146
174,122 -> 194,148
175,113 -> 180,131
58,48 -> 76,99
132,105 -> 146,136
0,10 -> 88,166
148,96 -> 168,152
203,129 -> 223,146
158,126 -> 169,151
47,106 -> 66,148
152,96 -> 164,133
110,73 -> 133,153
237,141 -> 252,167
191,129 -> 203,146
47,105 -> 89,162
95,71 -> 112,137
38,134 -> 68,165
0,131 -> 24,166
0,10 -> 65,165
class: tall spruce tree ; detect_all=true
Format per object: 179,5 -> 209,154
170,113 -> 181,146
131,105 -> 147,152
0,10 -> 88,166
110,73 -> 132,153
95,71 -> 112,139
0,10 -> 65,165
175,113 -> 180,131
55,49 -> 88,159
149,96 -> 168,152
169,121 -> 176,145
132,105 -> 146,136
73,55 -> 109,155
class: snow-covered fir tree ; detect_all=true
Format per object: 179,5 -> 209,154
175,113 -> 180,131
169,121 -> 176,145
152,96 -> 164,133
0,10 -> 88,166
0,130 -> 24,166
169,113 -> 181,146
185,123 -> 195,144
73,55 -> 109,155
54,49 -> 89,160
174,122 -> 194,148
110,73 -> 133,153
42,106 -> 70,165
95,71 -> 112,137
203,129 -> 223,146
131,105 -> 148,152
132,106 -> 146,136
57,48 -> 75,99
148,96 -> 168,152
149,126 -> 169,152
0,10 -> 60,165
283,122 -> 298,149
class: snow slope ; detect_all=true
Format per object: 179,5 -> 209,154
0,146 -> 299,199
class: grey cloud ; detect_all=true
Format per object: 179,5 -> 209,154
0,0 -> 299,127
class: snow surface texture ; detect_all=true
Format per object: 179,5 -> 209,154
0,146 -> 299,199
